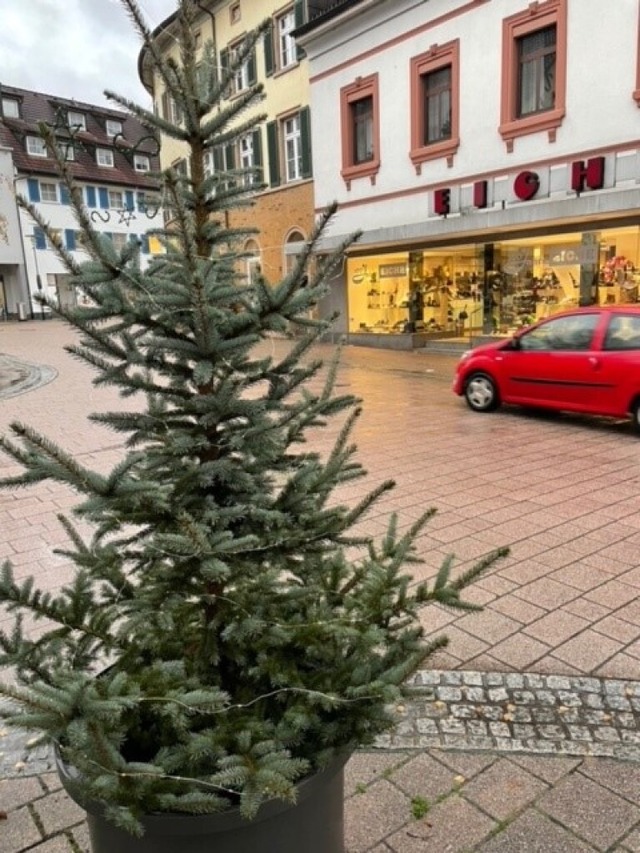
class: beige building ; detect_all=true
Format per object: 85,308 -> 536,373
139,1 -> 332,285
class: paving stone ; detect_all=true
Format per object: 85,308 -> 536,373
344,779 -> 410,853
385,793 -> 495,852
538,772 -> 639,851
579,757 -> 640,805
344,751 -> 410,796
476,808 -> 595,852
1,805 -> 42,853
28,835 -> 77,852
461,757 -> 548,821
0,776 -> 45,812
390,752 -> 462,801
32,790 -> 85,836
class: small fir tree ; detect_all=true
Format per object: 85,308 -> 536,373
0,0 -> 506,836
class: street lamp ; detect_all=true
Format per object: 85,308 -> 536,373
30,235 -> 46,321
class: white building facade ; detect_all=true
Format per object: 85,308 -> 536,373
0,86 -> 163,320
298,0 -> 640,347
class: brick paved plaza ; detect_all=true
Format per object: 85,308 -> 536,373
0,319 -> 639,851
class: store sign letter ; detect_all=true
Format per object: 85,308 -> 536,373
434,188 -> 450,216
513,170 -> 539,201
571,157 -> 605,193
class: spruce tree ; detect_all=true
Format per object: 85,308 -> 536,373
0,0 -> 506,836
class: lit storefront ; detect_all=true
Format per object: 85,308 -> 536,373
346,225 -> 640,341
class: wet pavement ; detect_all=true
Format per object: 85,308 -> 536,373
1,319 -> 639,852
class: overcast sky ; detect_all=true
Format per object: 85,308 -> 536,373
0,0 -> 178,110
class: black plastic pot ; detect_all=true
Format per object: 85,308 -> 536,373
57,750 -> 348,853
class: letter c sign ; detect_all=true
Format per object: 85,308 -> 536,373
513,170 -> 539,201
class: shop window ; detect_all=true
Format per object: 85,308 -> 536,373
410,41 -> 459,171
499,0 -> 567,151
340,74 -> 380,187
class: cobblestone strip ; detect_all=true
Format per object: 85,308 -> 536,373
2,671 -> 639,778
378,671 -> 640,762
0,354 -> 57,400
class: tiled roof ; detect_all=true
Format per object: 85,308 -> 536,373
0,84 -> 161,190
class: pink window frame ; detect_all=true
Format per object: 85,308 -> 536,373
409,39 -> 460,172
499,0 -> 567,152
340,74 -> 380,188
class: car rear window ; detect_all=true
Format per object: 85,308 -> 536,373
603,313 -> 640,350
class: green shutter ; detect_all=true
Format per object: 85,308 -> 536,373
294,0 -> 306,61
264,25 -> 275,77
252,129 -> 263,184
266,121 -> 280,188
300,107 -> 312,179
247,48 -> 257,86
64,229 -> 76,251
220,48 -> 230,97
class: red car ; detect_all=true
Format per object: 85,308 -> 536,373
453,305 -> 640,430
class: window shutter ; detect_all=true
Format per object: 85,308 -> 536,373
220,48 -> 230,97
59,184 -> 70,205
264,25 -> 275,77
129,233 -> 139,246
266,121 -> 280,188
247,48 -> 257,86
64,229 -> 76,251
213,146 -> 225,173
136,192 -> 146,212
294,0 -> 306,60
27,178 -> 40,202
125,190 -> 135,211
140,234 -> 150,254
34,227 -> 46,250
161,91 -> 170,119
98,187 -> 109,209
252,129 -> 263,183
86,186 -> 97,208
225,144 -> 236,171
300,106 -> 312,179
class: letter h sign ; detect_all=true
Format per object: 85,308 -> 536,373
571,157 -> 605,193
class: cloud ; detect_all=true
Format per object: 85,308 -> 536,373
0,0 -> 176,108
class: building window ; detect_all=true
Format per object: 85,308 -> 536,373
63,144 -> 75,161
96,148 -> 114,167
517,25 -> 556,117
40,182 -> 58,202
239,133 -> 255,185
134,154 -> 150,172
340,74 -> 380,186
230,2 -> 240,24
266,108 -> 311,188
423,66 -> 452,143
500,0 -> 567,150
410,41 -> 460,171
2,97 -> 19,118
108,190 -> 124,209
106,119 -> 123,137
283,114 -> 302,182
277,9 -> 296,70
221,39 -> 257,97
26,135 -> 47,157
161,92 -> 184,125
67,111 -> 86,131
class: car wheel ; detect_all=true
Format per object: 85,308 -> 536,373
464,372 -> 500,412
631,399 -> 640,434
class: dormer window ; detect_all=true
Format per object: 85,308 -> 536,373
106,119 -> 123,137
96,147 -> 114,167
1,97 -> 19,118
67,111 -> 86,131
26,135 -> 47,157
134,154 -> 150,172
